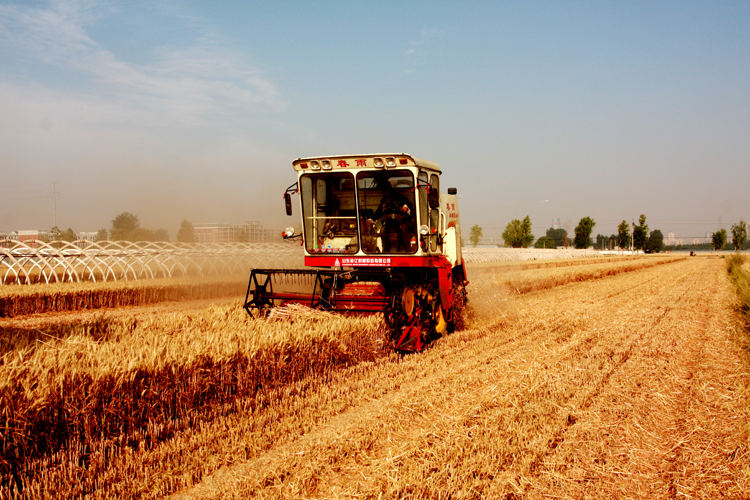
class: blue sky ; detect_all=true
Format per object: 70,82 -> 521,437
1,0 -> 749,242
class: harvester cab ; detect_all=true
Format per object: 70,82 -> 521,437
244,154 -> 468,351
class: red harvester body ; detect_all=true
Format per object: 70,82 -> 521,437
244,153 -> 468,351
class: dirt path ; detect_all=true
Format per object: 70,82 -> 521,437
172,258 -> 749,499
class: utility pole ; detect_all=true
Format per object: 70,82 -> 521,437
52,181 -> 58,228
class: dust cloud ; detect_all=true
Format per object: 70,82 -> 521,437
462,262 -> 517,330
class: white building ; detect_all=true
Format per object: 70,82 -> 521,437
193,221 -> 280,244
78,231 -> 99,242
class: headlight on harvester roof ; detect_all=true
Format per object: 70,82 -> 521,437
373,157 -> 384,168
310,160 -> 320,170
321,159 -> 331,170
385,156 -> 396,167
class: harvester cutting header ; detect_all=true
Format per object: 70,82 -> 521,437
244,153 -> 468,351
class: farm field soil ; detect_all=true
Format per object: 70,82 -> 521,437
165,257 -> 749,499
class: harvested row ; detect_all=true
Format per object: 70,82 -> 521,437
462,247 -> 602,263
0,306 -> 388,495
472,254 -> 683,296
467,255 -> 683,322
530,256 -> 750,498
467,254 -> 644,273
0,276 -> 246,318
169,258 -> 748,499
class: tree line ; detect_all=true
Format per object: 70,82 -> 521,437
43,213 -> 197,243
469,215 -> 748,253
45,215 -> 257,244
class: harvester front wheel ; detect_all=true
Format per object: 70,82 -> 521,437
389,285 -> 443,351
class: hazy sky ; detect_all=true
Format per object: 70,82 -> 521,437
1,0 -> 749,241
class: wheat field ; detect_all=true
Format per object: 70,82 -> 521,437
1,255 -> 748,499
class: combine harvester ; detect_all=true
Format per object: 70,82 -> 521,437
243,154 -> 468,351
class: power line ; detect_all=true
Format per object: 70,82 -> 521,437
0,195 -> 52,201
0,181 -> 52,189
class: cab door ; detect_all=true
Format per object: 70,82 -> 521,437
429,174 -> 442,253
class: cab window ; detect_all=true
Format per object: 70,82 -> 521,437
300,172 -> 358,254
356,171 -> 417,254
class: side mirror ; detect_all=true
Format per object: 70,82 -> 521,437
285,192 -> 292,216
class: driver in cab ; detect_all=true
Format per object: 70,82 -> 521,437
368,182 -> 414,252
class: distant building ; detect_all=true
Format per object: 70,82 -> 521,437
665,232 -> 688,247
552,218 -> 561,230
242,220 -> 280,243
11,230 -> 49,247
78,232 -> 99,242
193,220 -> 280,244
18,230 -> 40,242
74,231 -> 100,248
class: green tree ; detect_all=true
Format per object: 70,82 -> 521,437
534,236 -> 556,249
502,216 -> 534,248
469,224 -> 483,247
110,212 -> 140,241
95,228 -> 108,242
573,217 -> 596,249
594,234 -> 606,250
546,228 -> 567,248
50,226 -> 63,241
608,234 -> 617,250
177,220 -> 195,243
712,229 -> 728,252
617,220 -> 631,250
128,227 -> 154,242
731,221 -> 747,251
633,214 -> 649,251
49,226 -> 75,243
646,229 -> 665,253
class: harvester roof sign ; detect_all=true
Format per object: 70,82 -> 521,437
293,154 -> 440,173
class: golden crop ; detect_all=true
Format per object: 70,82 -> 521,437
0,303 -> 388,497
